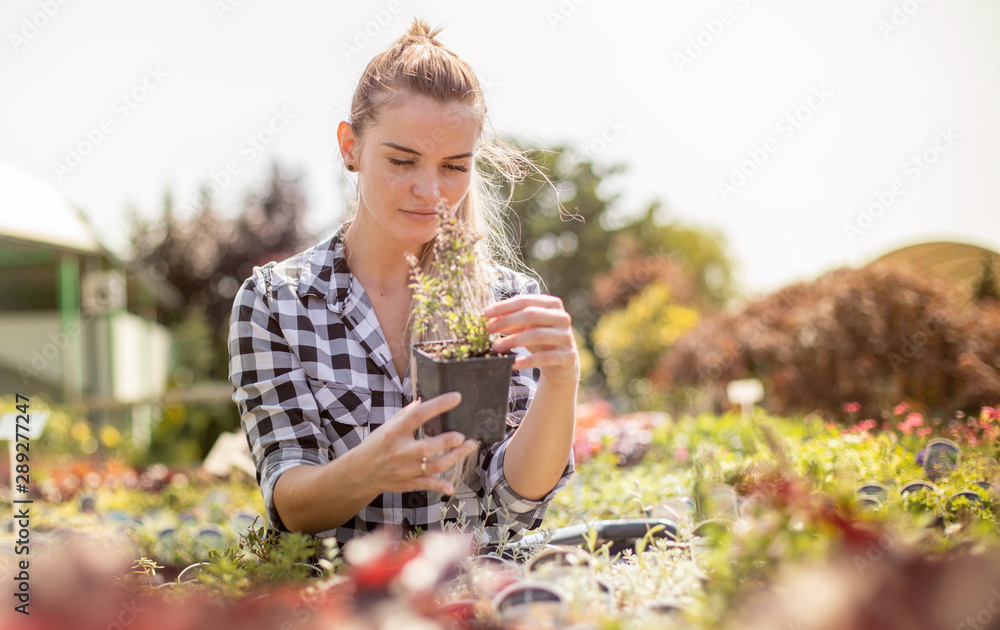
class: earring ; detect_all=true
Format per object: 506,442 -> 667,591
346,164 -> 356,171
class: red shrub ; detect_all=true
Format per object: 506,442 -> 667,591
653,263 -> 1000,418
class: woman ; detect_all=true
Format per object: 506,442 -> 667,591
228,19 -> 578,546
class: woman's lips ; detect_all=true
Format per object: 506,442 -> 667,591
400,208 -> 438,218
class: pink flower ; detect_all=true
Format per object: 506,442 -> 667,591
981,406 -> 1000,422
894,402 -> 909,416
897,412 -> 923,435
916,427 -> 932,437
842,402 -> 861,414
858,419 -> 877,432
674,446 -> 689,462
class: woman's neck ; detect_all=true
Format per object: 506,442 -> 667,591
342,213 -> 421,295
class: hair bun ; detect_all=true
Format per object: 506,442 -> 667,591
404,18 -> 443,43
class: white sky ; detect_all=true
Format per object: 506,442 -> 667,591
2,0 -> 998,296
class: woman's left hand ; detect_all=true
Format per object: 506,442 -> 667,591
485,294 -> 580,388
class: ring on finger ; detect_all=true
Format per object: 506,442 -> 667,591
421,458 -> 428,476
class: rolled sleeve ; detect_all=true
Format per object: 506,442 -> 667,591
475,266 -> 577,541
488,436 -> 575,514
228,267 -> 331,532
478,415 -> 575,544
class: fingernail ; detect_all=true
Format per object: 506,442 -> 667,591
449,392 -> 462,402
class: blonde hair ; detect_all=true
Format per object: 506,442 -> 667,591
343,18 -> 537,489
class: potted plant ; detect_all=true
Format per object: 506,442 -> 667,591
406,203 -> 515,444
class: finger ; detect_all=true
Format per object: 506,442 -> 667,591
423,439 -> 479,475
414,431 -> 469,460
394,392 -> 462,434
413,475 -> 457,496
487,306 -> 571,335
494,328 -> 574,353
513,348 -> 578,371
483,294 -> 563,319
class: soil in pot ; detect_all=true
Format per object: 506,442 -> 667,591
411,341 -> 515,445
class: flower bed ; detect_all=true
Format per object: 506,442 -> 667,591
2,403 -> 1000,628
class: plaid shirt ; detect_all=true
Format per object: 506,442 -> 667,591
228,225 -> 574,546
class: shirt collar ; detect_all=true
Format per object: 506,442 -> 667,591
298,222 -> 404,387
297,223 -> 352,313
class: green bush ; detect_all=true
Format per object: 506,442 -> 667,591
592,282 -> 699,403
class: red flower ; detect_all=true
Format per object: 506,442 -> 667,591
893,402 -> 909,415
842,402 -> 861,414
981,406 -> 1000,422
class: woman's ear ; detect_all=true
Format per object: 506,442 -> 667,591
337,121 -> 359,170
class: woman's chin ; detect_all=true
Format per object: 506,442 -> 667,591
395,220 -> 439,243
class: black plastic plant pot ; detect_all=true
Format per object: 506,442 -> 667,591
411,341 -> 516,445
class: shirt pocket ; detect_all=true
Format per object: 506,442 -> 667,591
306,377 -> 373,455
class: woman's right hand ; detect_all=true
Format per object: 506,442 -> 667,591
358,391 -> 478,495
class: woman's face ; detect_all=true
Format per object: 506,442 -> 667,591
342,93 -> 480,248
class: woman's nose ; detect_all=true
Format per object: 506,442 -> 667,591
412,168 -> 441,201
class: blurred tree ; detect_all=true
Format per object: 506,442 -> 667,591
171,305 -> 216,384
614,203 -> 734,308
973,254 -> 1000,302
128,162 -> 313,380
591,282 -> 700,406
502,145 -> 735,342
213,163 -> 310,330
500,147 -> 620,336
126,162 -> 312,463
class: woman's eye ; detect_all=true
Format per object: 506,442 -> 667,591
388,158 -> 413,167
446,164 -> 469,173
